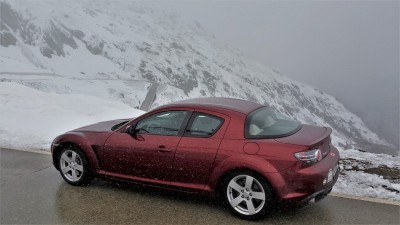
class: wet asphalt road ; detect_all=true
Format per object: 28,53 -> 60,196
1,148 -> 399,225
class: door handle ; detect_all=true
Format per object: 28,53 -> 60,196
157,145 -> 171,153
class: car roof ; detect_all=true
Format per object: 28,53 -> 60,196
156,97 -> 264,114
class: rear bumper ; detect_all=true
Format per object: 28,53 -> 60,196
298,166 -> 340,205
266,145 -> 340,204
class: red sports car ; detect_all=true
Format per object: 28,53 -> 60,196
51,97 -> 340,220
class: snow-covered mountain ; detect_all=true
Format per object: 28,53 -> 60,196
0,0 -> 388,148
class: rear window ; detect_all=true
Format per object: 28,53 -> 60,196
245,107 -> 301,139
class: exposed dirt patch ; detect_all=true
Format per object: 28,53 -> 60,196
363,166 -> 400,181
339,157 -> 400,193
340,158 -> 400,183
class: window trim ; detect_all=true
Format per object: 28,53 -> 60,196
183,112 -> 224,138
244,106 -> 302,139
134,110 -> 193,137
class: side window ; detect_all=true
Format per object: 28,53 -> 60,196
136,111 -> 188,136
185,113 -> 224,137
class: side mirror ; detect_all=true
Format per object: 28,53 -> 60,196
125,125 -> 136,135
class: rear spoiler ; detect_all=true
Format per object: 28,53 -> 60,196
310,127 -> 332,146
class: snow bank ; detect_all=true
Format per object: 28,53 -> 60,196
0,82 -> 144,150
334,171 -> 400,200
333,149 -> 400,201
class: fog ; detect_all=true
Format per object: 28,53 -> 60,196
153,0 -> 399,146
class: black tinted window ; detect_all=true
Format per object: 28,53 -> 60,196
136,111 -> 187,136
185,113 -> 223,137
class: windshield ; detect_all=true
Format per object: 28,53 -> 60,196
245,107 -> 301,138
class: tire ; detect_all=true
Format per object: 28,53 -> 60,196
58,146 -> 93,186
221,170 -> 275,220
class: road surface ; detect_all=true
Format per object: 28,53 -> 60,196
1,148 -> 399,224
140,83 -> 159,111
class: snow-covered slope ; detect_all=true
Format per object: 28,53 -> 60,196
0,0 -> 388,148
0,81 -> 144,150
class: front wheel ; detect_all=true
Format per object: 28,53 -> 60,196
58,147 -> 92,186
222,171 -> 275,220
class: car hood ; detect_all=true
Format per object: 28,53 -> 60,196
72,118 -> 132,133
274,124 -> 331,146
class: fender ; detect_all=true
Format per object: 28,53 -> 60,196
52,131 -> 110,172
207,153 -> 285,192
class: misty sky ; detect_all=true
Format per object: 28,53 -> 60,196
152,0 -> 399,145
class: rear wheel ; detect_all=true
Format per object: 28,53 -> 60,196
222,170 -> 275,220
58,147 -> 92,186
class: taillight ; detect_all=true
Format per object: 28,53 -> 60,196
294,149 -> 322,164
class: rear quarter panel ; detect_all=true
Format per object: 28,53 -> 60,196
207,138 -> 307,190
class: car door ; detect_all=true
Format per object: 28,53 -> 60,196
170,110 -> 230,189
102,110 -> 192,183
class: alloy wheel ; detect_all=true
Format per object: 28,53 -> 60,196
227,175 -> 266,215
60,150 -> 84,182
